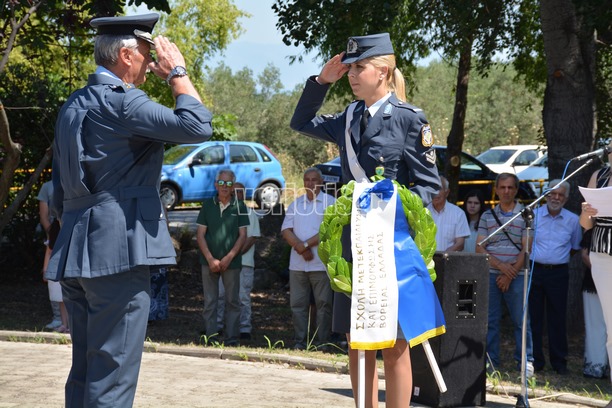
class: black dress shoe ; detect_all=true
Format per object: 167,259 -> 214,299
240,332 -> 252,340
555,367 -> 569,375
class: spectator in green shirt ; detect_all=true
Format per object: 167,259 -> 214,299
196,169 -> 249,345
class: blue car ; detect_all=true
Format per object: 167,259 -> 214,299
160,141 -> 285,210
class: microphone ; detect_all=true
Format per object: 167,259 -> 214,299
572,145 -> 612,161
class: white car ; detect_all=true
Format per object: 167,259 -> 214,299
476,145 -> 546,174
517,153 -> 548,196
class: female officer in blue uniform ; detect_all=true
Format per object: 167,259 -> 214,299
290,33 -> 440,408
47,13 -> 213,407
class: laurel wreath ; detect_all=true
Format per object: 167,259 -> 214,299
318,178 -> 438,296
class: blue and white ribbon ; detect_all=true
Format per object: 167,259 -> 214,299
351,179 -> 445,350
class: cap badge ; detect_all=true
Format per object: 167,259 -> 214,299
347,38 -> 359,54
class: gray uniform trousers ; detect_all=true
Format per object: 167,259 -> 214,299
61,267 -> 150,408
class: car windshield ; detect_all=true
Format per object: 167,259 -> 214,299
163,145 -> 198,165
531,154 -> 547,167
477,149 -> 517,164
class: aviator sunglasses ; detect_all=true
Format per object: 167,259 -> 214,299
217,180 -> 234,187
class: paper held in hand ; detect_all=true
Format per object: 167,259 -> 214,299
579,186 -> 612,217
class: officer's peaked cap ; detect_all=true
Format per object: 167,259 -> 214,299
341,33 -> 394,64
90,13 -> 159,48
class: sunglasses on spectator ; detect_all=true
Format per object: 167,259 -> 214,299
217,180 -> 234,187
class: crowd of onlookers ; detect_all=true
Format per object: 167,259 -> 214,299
37,168 -> 609,381
34,170 -> 608,398
430,171 -> 608,380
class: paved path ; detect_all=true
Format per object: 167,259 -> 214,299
0,338 -> 607,408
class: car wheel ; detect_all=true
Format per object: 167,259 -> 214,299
255,182 -> 281,209
160,184 -> 179,211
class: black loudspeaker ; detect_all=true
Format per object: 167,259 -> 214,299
410,252 -> 489,407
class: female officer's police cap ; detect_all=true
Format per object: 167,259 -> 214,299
90,13 -> 159,49
341,33 -> 394,64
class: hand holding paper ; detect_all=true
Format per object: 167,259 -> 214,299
579,186 -> 612,217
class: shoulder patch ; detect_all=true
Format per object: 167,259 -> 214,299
421,124 -> 434,147
425,149 -> 436,165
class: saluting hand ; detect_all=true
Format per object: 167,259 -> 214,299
317,53 -> 349,85
148,36 -> 187,80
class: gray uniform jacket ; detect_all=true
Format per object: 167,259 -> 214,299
290,76 -> 440,203
47,73 -> 213,280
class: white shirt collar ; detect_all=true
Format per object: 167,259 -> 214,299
364,92 -> 392,117
95,66 -> 121,80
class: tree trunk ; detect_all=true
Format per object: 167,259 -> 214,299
445,41 -> 472,204
0,1 -> 45,237
539,0 -> 596,331
0,147 -> 52,237
540,0 -> 596,210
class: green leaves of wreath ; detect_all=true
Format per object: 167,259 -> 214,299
318,178 -> 437,296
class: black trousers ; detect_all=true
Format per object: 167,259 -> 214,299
528,263 -> 569,371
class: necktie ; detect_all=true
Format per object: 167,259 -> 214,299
360,108 -> 370,135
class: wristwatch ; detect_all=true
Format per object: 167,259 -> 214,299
166,66 -> 188,85
303,241 -> 309,249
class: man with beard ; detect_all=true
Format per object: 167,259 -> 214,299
529,180 -> 582,375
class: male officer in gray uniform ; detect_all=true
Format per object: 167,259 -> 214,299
47,13 -> 213,407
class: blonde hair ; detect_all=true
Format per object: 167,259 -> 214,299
370,54 -> 406,102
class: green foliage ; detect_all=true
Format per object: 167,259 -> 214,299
272,0 -> 426,98
419,0 -> 513,75
198,333 -> 222,347
211,113 -> 238,141
0,0 -> 243,261
319,179 -> 437,296
411,60 -> 543,155
0,55 -> 68,265
507,0 -> 547,93
263,335 -> 284,351
203,63 -> 332,169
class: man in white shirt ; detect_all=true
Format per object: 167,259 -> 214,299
427,176 -> 470,251
281,167 -> 336,350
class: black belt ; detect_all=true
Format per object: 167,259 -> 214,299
532,261 -> 568,269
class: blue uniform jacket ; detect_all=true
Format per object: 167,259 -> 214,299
47,73 -> 213,280
290,77 -> 440,203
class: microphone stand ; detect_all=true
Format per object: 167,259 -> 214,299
478,156 -> 599,408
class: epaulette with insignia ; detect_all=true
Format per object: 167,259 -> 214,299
392,100 -> 422,113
